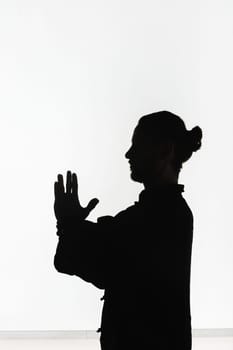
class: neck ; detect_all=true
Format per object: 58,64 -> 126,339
144,179 -> 178,190
143,167 -> 179,190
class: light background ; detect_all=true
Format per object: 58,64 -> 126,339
0,0 -> 232,330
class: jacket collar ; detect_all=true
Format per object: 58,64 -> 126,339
138,183 -> 184,203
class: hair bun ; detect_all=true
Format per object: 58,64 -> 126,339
188,126 -> 203,152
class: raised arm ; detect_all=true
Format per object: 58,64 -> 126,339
53,171 -> 112,289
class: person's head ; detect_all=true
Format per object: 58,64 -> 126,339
125,111 -> 203,187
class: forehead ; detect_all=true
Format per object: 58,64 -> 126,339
132,126 -> 169,149
132,126 -> 156,143
132,126 -> 146,140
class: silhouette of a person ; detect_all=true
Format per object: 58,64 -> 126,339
54,111 -> 203,350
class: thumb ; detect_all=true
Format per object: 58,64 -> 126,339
86,198 -> 99,213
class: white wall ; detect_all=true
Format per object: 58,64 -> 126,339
0,0 -> 232,330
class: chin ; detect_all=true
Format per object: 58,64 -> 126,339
130,170 -> 144,183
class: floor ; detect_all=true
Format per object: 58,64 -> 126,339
0,338 -> 233,350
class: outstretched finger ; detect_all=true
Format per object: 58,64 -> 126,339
57,174 -> 65,194
72,173 -> 79,200
66,170 -> 72,194
86,198 -> 99,213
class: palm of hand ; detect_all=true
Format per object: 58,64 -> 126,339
54,171 -> 99,222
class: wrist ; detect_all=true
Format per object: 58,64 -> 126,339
56,217 -> 83,235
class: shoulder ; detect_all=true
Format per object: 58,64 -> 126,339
97,204 -> 138,225
97,215 -> 115,224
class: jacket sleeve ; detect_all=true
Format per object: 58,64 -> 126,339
54,216 -> 114,289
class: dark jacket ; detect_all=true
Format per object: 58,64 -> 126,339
54,183 -> 193,350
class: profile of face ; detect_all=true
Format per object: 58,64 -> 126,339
125,126 -> 168,184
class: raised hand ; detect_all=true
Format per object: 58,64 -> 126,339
54,170 -> 99,223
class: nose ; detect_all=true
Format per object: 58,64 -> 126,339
125,147 -> 131,159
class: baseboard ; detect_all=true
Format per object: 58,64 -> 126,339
192,328 -> 233,337
0,331 -> 99,339
0,329 -> 232,339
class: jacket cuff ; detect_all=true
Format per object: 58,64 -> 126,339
56,218 -> 83,236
